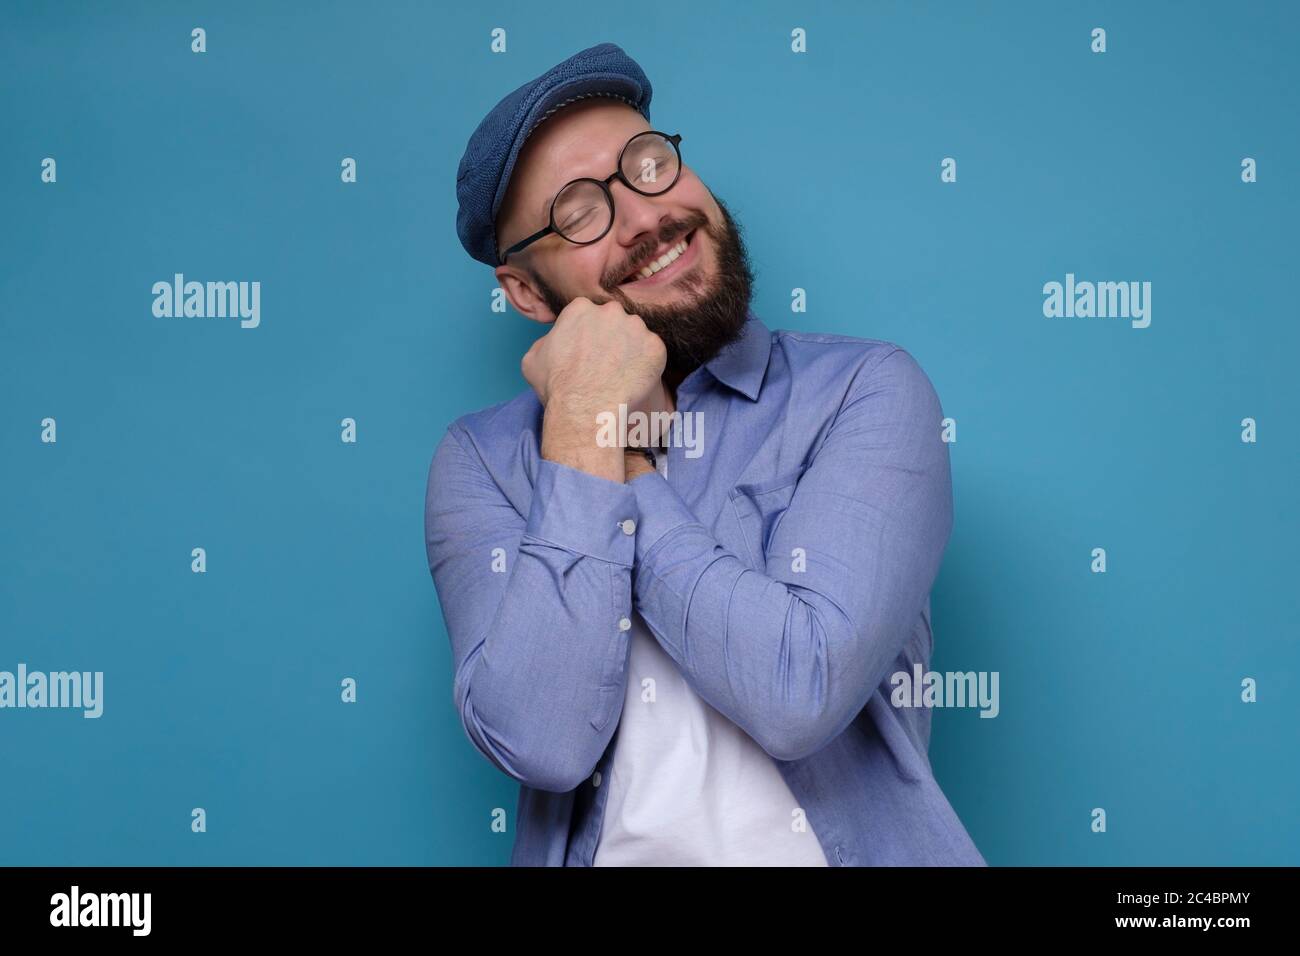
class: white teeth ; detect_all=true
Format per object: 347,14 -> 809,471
632,237 -> 690,281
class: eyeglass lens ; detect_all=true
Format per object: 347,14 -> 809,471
551,133 -> 680,243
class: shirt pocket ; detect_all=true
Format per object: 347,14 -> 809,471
727,464 -> 808,569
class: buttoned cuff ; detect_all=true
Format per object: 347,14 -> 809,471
523,459 -> 638,566
626,470 -> 701,564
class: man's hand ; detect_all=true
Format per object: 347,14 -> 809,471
521,297 -> 668,482
521,297 -> 666,412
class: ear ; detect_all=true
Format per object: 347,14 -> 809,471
494,264 -> 558,324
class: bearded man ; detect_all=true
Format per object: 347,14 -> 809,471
425,42 -> 985,867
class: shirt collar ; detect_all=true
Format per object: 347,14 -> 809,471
691,308 -> 771,402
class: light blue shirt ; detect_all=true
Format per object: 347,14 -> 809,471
424,311 -> 986,865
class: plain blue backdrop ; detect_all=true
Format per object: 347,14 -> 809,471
1,0 -> 1296,865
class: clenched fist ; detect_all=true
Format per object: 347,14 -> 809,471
521,297 -> 671,483
521,297 -> 666,415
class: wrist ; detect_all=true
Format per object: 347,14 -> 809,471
545,387 -> 624,427
541,409 -> 624,484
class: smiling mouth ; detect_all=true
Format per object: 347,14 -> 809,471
618,229 -> 698,288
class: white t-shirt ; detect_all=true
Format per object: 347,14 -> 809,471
592,448 -> 829,867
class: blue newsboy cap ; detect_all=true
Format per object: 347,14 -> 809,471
455,42 -> 654,267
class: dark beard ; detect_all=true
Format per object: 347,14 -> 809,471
528,192 -> 755,389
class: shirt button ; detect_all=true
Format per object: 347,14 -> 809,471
591,771 -> 602,788
620,519 -> 636,536
618,617 -> 632,632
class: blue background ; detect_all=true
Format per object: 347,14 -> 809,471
1,0 -> 1296,865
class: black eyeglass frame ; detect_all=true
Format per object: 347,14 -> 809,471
497,131 -> 684,264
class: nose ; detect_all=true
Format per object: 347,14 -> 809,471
610,178 -> 672,249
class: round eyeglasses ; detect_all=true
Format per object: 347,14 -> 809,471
498,131 -> 683,263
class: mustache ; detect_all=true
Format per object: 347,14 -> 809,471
605,210 -> 711,289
